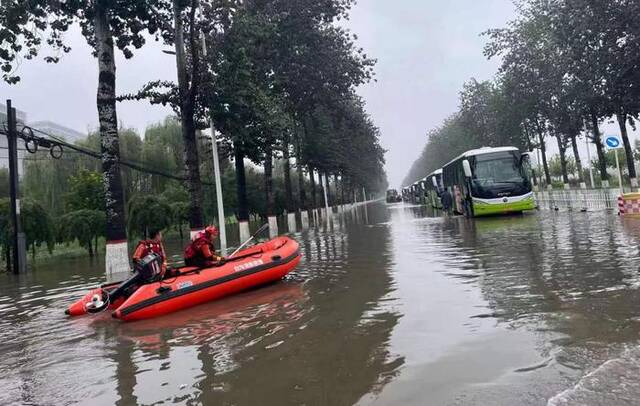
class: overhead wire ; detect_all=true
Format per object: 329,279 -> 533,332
1,126 -> 217,186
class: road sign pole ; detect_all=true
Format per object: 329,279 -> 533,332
615,149 -> 623,196
605,135 -> 624,196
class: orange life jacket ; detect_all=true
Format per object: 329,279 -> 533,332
133,240 -> 166,264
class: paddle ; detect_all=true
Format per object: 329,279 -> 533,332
166,223 -> 270,278
228,223 -> 269,258
91,224 -> 271,302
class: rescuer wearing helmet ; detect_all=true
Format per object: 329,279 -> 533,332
184,225 -> 225,268
132,229 -> 168,273
106,228 -> 168,304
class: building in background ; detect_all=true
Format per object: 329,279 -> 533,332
0,103 -> 86,174
29,120 -> 86,144
0,101 -> 28,127
0,102 -> 28,174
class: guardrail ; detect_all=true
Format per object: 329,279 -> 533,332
534,188 -> 619,211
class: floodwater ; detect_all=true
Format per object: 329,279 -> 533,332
2,203 -> 640,405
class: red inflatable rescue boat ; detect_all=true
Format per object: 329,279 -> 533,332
66,236 -> 301,322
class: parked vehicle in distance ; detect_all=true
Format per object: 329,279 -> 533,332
386,189 -> 402,203
442,146 -> 536,217
411,182 -> 422,204
425,168 -> 444,209
401,187 -> 411,202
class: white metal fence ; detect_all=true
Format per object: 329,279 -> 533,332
534,188 -> 619,211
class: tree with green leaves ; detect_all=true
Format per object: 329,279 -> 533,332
263,0 -> 375,210
1,0 -> 165,273
552,0 -> 640,185
0,169 -> 8,198
58,210 -> 106,258
127,195 -> 173,238
66,169 -> 105,212
20,199 -> 55,259
403,115 -> 475,187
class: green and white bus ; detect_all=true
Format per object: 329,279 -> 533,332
425,169 -> 444,209
410,182 -> 422,204
417,177 -> 428,205
442,146 -> 536,217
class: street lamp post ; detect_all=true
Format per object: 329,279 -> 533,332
201,33 -> 227,254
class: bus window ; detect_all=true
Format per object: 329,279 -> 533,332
473,153 -> 523,186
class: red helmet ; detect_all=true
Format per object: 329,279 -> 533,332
205,225 -> 218,237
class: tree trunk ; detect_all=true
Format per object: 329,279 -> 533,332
282,136 -> 294,211
294,133 -> 307,210
264,145 -> 275,217
173,0 -> 204,231
537,129 -> 551,185
87,239 -> 94,258
31,244 -> 35,261
5,246 -> 11,273
309,166 -> 317,209
570,134 -> 584,183
234,145 -> 249,221
590,109 -> 608,181
94,4 -> 127,244
555,134 -> 569,184
617,110 -> 637,181
525,136 -> 538,187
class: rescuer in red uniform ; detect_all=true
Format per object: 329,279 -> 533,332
184,225 -> 224,268
132,229 -> 168,273
107,229 -> 168,303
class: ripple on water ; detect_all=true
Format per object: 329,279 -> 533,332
548,346 -> 640,406
7,207 -> 640,405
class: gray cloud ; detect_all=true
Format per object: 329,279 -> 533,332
348,0 -> 517,187
1,1 -> 518,189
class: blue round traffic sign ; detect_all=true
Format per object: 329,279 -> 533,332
605,136 -> 621,148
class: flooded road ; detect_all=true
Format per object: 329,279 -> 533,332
2,203 -> 640,405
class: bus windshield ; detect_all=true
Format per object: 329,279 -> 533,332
472,152 -> 524,185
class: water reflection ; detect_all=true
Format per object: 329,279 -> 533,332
445,212 -> 640,339
7,203 -> 640,405
423,211 -> 640,404
0,205 -> 402,405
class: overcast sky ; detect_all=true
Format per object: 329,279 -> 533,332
0,0 -> 632,189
